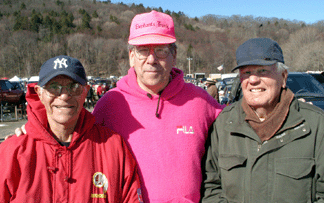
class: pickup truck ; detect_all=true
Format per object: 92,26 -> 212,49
0,79 -> 25,105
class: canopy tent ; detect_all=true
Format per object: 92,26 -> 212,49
9,76 -> 22,82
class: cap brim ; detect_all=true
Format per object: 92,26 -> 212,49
38,71 -> 87,87
128,34 -> 176,45
231,59 -> 278,72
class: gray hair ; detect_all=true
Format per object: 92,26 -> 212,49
39,86 -> 44,94
277,62 -> 289,73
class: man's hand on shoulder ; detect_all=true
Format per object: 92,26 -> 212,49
5,124 -> 26,140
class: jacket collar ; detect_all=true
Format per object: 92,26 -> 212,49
227,97 -> 306,142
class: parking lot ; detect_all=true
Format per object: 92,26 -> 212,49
0,118 -> 27,143
0,106 -> 94,143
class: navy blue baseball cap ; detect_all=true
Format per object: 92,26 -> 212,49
38,55 -> 87,86
232,38 -> 284,72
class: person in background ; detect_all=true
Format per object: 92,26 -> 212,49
206,79 -> 219,103
110,81 -> 117,90
93,10 -> 224,202
85,81 -> 94,108
0,55 -> 142,202
97,83 -> 103,99
202,38 -> 324,202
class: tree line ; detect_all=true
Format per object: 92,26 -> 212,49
0,0 -> 323,79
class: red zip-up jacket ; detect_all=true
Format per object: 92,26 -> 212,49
0,84 -> 143,203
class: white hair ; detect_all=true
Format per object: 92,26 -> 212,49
39,86 -> 43,94
277,62 -> 289,73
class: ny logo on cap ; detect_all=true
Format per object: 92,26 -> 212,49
53,58 -> 68,69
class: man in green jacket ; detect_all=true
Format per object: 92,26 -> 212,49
202,38 -> 324,202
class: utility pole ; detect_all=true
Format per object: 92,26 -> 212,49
187,57 -> 193,74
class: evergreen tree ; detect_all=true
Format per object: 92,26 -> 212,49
92,10 -> 98,18
30,13 -> 43,32
20,2 -> 26,10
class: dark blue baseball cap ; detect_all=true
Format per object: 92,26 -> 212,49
232,38 -> 284,72
38,55 -> 87,86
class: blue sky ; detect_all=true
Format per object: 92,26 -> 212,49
111,0 -> 323,24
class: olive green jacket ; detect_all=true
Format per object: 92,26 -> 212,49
202,98 -> 324,203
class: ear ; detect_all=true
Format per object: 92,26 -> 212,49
281,70 -> 288,88
129,49 -> 135,67
34,85 -> 44,103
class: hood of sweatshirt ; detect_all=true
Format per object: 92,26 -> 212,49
116,67 -> 185,117
24,83 -> 95,147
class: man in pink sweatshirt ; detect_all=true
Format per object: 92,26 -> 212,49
93,11 -> 224,202
12,11 -> 224,202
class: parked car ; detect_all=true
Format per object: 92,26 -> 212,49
308,72 -> 324,87
10,81 -> 27,93
228,72 -> 324,111
0,79 -> 25,106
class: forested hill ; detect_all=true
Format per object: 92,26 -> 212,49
0,0 -> 323,78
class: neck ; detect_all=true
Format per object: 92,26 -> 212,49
138,75 -> 171,95
139,83 -> 166,95
48,121 -> 77,143
252,108 -> 266,121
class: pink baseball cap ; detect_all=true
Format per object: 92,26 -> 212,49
128,10 -> 176,45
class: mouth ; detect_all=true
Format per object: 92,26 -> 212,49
54,105 -> 75,109
250,88 -> 265,92
146,69 -> 160,73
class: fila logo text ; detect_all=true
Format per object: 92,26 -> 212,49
177,126 -> 194,134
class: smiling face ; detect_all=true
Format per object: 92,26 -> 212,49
129,44 -> 176,95
35,75 -> 89,128
239,64 -> 288,113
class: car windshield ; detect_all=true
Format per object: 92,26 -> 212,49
310,74 -> 324,84
286,74 -> 324,96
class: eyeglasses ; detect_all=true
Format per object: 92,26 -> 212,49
43,82 -> 84,97
134,45 -> 171,60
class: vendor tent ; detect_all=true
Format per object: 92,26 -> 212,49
9,76 -> 22,82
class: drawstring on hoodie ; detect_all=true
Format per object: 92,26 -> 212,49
155,93 -> 161,118
146,92 -> 162,118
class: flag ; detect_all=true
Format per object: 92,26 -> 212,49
217,64 -> 224,71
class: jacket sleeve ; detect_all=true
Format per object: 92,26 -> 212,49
120,138 -> 143,203
0,140 -> 20,202
315,120 -> 324,202
201,121 -> 228,203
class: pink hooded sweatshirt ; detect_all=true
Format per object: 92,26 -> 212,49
93,67 -> 224,202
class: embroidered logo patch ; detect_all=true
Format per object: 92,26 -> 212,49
91,172 -> 108,198
177,126 -> 194,134
53,58 -> 68,69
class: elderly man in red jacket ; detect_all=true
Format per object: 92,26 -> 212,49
0,55 -> 142,203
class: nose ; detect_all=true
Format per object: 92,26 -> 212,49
58,87 -> 72,99
248,74 -> 261,84
146,48 -> 157,63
